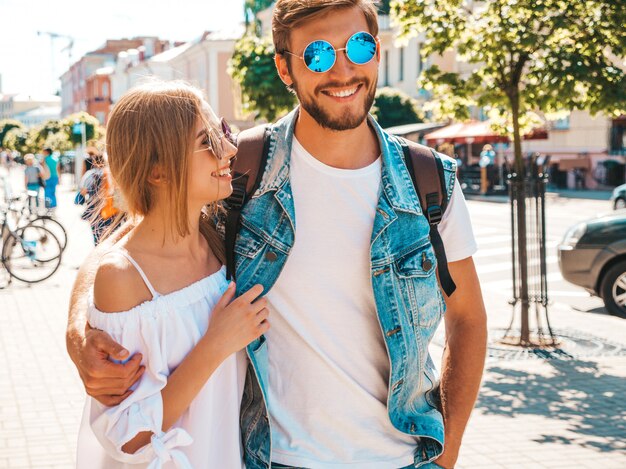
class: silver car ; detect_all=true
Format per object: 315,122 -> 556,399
611,183 -> 626,210
558,211 -> 626,318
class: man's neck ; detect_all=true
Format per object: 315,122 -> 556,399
293,108 -> 380,170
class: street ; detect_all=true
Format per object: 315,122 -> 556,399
0,166 -> 625,468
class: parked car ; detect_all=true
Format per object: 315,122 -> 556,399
558,212 -> 626,318
611,183 -> 626,210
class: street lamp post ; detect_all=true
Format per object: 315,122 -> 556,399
72,121 -> 87,188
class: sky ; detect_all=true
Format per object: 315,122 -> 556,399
0,0 -> 245,96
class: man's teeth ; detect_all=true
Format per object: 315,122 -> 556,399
216,168 -> 231,176
327,87 -> 358,98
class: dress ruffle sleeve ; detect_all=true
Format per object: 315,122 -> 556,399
86,300 -> 194,468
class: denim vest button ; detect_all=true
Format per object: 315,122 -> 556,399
422,253 -> 433,271
265,251 -> 278,262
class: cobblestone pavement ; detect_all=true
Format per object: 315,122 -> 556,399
0,166 -> 625,468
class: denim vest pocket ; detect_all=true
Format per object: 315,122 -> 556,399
393,241 -> 442,328
234,223 -> 265,265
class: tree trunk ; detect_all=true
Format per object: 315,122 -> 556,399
510,91 -> 530,344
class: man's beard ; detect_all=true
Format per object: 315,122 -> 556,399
292,77 -> 377,131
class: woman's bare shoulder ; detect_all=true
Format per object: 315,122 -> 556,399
93,251 -> 153,313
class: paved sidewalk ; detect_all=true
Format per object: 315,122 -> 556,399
0,166 -> 625,468
450,292 -> 626,469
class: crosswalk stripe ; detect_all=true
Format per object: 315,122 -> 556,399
474,242 -> 560,259
480,271 -> 564,289
475,255 -> 559,274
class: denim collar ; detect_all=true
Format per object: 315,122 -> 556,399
259,106 -> 421,216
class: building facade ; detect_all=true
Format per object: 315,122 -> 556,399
86,68 -> 113,125
0,93 -> 61,121
109,26 -> 247,126
60,37 -> 169,118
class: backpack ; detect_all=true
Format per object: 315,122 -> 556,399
224,125 -> 457,297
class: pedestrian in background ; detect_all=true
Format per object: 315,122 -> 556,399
42,147 -> 60,209
84,146 -> 97,174
0,149 -> 8,168
77,150 -> 119,244
23,153 -> 44,212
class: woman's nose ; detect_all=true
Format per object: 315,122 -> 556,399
223,139 -> 237,161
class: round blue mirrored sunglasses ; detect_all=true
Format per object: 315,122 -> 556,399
281,31 -> 377,73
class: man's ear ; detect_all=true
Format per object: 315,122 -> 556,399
275,54 -> 293,87
375,36 -> 381,62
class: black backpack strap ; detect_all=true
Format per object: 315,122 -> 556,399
224,125 -> 271,280
400,138 -> 457,297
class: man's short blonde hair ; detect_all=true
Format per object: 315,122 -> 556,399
272,0 -> 379,55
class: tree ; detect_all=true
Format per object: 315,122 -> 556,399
371,87 -> 423,128
244,0 -> 274,29
3,127 -> 31,155
62,112 -> 102,146
229,35 -> 296,122
28,119 -> 66,150
378,0 -> 392,15
0,119 -> 25,148
44,131 -> 73,153
393,0 -> 626,344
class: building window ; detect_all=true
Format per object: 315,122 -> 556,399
384,50 -> 389,86
96,112 -> 105,124
399,47 -> 404,82
102,82 -> 109,97
553,116 -> 570,130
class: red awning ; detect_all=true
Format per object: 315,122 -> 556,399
423,120 -> 547,145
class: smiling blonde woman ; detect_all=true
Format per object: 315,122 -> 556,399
75,81 -> 270,468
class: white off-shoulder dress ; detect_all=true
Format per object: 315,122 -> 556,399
76,250 -> 247,469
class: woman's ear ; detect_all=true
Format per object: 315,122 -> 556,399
148,165 -> 167,185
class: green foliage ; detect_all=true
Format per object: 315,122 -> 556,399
229,35 -> 296,122
3,127 -> 31,154
371,87 -> 423,128
377,0 -> 393,15
0,119 -> 25,148
392,0 -> 626,168
27,119 -> 66,151
61,112 -> 102,145
244,0 -> 274,30
44,131 -> 73,153
1,115 -> 99,154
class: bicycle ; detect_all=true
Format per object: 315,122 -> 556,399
7,192 -> 68,250
0,203 -> 63,286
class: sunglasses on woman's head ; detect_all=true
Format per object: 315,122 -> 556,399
281,31 -> 378,73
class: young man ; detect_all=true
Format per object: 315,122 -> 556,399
66,1 -> 487,467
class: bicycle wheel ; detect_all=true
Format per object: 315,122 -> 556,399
2,225 -> 62,283
25,216 -> 68,250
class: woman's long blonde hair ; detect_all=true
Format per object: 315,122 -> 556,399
105,80 -> 225,261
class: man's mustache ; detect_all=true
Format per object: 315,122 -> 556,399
315,78 -> 370,94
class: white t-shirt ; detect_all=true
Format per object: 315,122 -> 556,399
266,138 -> 477,468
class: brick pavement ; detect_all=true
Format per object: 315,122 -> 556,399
0,165 -> 625,468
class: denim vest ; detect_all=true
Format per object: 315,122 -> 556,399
235,108 -> 457,468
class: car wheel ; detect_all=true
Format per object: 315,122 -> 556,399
600,260 -> 626,319
615,198 -> 626,210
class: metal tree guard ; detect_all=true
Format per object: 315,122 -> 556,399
502,153 -> 558,347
